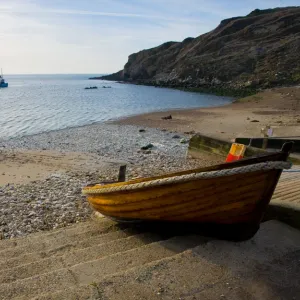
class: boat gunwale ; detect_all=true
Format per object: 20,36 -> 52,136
83,149 -> 290,192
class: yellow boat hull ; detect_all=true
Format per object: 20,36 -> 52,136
83,142 -> 292,240
86,169 -> 276,223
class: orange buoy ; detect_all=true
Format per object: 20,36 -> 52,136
226,143 -> 246,162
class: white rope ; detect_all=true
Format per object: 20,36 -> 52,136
83,161 -> 291,195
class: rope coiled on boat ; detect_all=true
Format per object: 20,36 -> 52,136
82,161 -> 292,195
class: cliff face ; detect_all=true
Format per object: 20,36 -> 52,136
97,7 -> 300,91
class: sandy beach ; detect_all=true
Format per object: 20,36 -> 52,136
115,87 -> 300,141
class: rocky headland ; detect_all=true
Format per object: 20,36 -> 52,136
91,7 -> 300,96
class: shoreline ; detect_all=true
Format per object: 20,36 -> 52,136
0,102 -> 232,142
105,100 -> 231,124
90,77 -> 258,98
0,92 -> 233,142
113,86 -> 300,142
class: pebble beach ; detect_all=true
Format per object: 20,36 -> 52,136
0,123 -> 221,239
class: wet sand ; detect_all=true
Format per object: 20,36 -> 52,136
114,86 -> 300,141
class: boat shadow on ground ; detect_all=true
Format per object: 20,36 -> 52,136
110,219 -> 260,242
265,203 -> 300,230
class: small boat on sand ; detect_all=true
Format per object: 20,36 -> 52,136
83,142 -> 293,240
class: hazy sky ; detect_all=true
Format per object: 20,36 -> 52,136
0,0 -> 298,74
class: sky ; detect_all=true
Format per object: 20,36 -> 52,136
0,0 -> 298,74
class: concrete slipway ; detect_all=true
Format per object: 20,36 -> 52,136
0,167 -> 299,300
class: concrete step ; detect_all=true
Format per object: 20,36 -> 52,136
0,228 -> 141,270
31,221 -> 300,300
0,235 -> 204,300
0,218 -> 115,251
31,248 -> 240,300
0,232 -> 164,284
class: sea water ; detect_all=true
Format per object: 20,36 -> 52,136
0,74 -> 232,139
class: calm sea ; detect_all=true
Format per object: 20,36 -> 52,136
0,74 -> 232,139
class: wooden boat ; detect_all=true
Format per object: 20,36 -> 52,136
83,142 -> 293,239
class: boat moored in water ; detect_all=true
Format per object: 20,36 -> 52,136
0,69 -> 8,88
